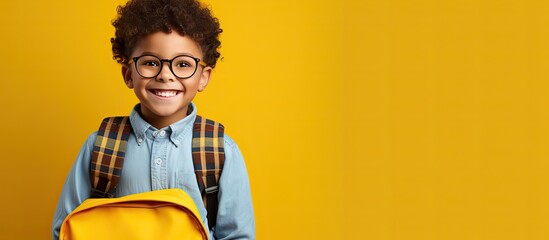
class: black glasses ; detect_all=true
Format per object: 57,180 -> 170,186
130,54 -> 207,79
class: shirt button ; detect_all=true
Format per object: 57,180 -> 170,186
155,158 -> 162,165
137,138 -> 143,143
159,130 -> 166,137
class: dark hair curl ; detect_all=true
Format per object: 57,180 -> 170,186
111,0 -> 222,68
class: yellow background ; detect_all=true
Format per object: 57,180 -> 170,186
0,0 -> 548,239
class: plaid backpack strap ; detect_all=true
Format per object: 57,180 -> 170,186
90,116 -> 132,198
192,115 -> 225,229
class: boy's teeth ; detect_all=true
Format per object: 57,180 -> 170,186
154,90 -> 177,97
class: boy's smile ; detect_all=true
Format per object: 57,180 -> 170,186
148,88 -> 183,100
150,89 -> 181,98
122,31 -> 212,129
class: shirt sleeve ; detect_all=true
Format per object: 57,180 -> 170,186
51,132 -> 96,240
213,134 -> 256,240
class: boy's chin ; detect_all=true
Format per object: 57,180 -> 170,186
141,104 -> 189,119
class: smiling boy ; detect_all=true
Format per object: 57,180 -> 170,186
124,32 -> 209,129
52,0 -> 255,239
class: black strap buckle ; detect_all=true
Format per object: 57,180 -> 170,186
205,186 -> 219,194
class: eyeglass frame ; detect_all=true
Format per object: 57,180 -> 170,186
129,54 -> 207,79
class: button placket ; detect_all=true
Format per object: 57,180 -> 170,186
150,132 -> 168,190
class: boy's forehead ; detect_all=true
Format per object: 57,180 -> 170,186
132,31 -> 203,58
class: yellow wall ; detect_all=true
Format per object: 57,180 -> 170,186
1,0 -> 549,239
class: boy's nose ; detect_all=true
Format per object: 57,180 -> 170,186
156,62 -> 175,82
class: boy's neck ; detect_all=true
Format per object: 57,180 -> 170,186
138,104 -> 191,130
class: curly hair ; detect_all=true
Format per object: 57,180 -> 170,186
111,0 -> 222,68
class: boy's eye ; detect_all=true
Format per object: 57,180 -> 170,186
143,61 -> 159,67
175,61 -> 191,68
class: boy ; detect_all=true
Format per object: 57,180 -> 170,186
51,0 -> 255,239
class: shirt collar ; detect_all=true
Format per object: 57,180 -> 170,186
129,102 -> 197,147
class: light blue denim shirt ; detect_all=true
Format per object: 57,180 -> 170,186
52,103 -> 255,239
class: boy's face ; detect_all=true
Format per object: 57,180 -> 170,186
122,31 -> 212,128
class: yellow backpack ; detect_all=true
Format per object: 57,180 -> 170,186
59,189 -> 208,240
59,116 -> 225,240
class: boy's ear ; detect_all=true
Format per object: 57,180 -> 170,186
198,66 -> 212,92
122,65 -> 134,89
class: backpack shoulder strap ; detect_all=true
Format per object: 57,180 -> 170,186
192,115 -> 226,229
90,116 -> 132,198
